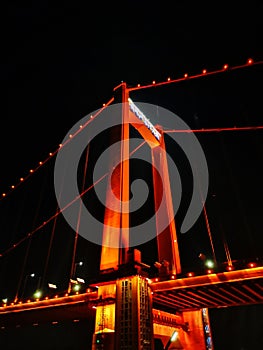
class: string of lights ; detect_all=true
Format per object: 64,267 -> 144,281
1,123 -> 262,201
1,121 -> 262,258
0,172 -> 108,258
1,58 -> 262,201
0,97 -> 114,201
127,58 -> 262,91
1,58 -> 261,200
0,139 -> 147,259
0,58 -> 262,256
1,57 -> 262,309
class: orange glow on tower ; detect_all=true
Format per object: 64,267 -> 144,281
151,127 -> 181,275
100,83 -> 130,271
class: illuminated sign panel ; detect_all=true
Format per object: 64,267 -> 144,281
128,98 -> 161,141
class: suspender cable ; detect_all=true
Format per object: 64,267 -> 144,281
14,235 -> 32,303
202,203 -> 217,265
40,207 -> 59,291
0,139 -> 152,259
219,133 -> 257,260
67,143 -> 90,294
14,173 -> 48,302
183,121 -> 218,266
41,173 -> 65,290
224,238 -> 232,267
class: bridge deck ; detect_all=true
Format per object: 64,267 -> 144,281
0,267 -> 262,327
151,266 -> 263,312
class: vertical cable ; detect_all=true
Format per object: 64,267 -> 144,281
202,202 -> 217,265
14,172 -> 48,302
223,239 -> 232,266
191,116 -> 217,266
219,133 -> 256,259
67,143 -> 90,293
41,157 -> 67,290
14,237 -> 32,302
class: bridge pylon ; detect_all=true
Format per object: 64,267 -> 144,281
91,83 -> 212,350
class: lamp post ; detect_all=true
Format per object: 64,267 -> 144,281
20,273 -> 35,299
33,275 -> 42,300
36,275 -> 42,290
198,253 -> 216,272
68,261 -> 83,293
73,261 -> 83,279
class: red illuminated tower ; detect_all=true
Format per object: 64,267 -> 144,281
91,83 -> 211,350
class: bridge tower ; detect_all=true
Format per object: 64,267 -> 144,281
91,83 -> 212,350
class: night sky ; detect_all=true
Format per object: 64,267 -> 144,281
1,2 -> 263,349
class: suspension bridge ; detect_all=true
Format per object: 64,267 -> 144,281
0,59 -> 262,349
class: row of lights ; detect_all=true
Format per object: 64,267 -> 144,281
1,319 -> 81,330
135,58 -> 254,88
1,153 -> 55,199
1,285 -> 94,308
1,264 -> 88,307
1,58 -> 256,201
0,58 -> 259,260
0,98 -> 112,202
0,100 -> 113,259
1,259 -> 259,305
149,260 -> 259,283
2,261 -> 259,305
0,113 -> 104,258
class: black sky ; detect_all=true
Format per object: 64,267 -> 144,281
1,2 -> 262,182
1,2 -> 263,349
